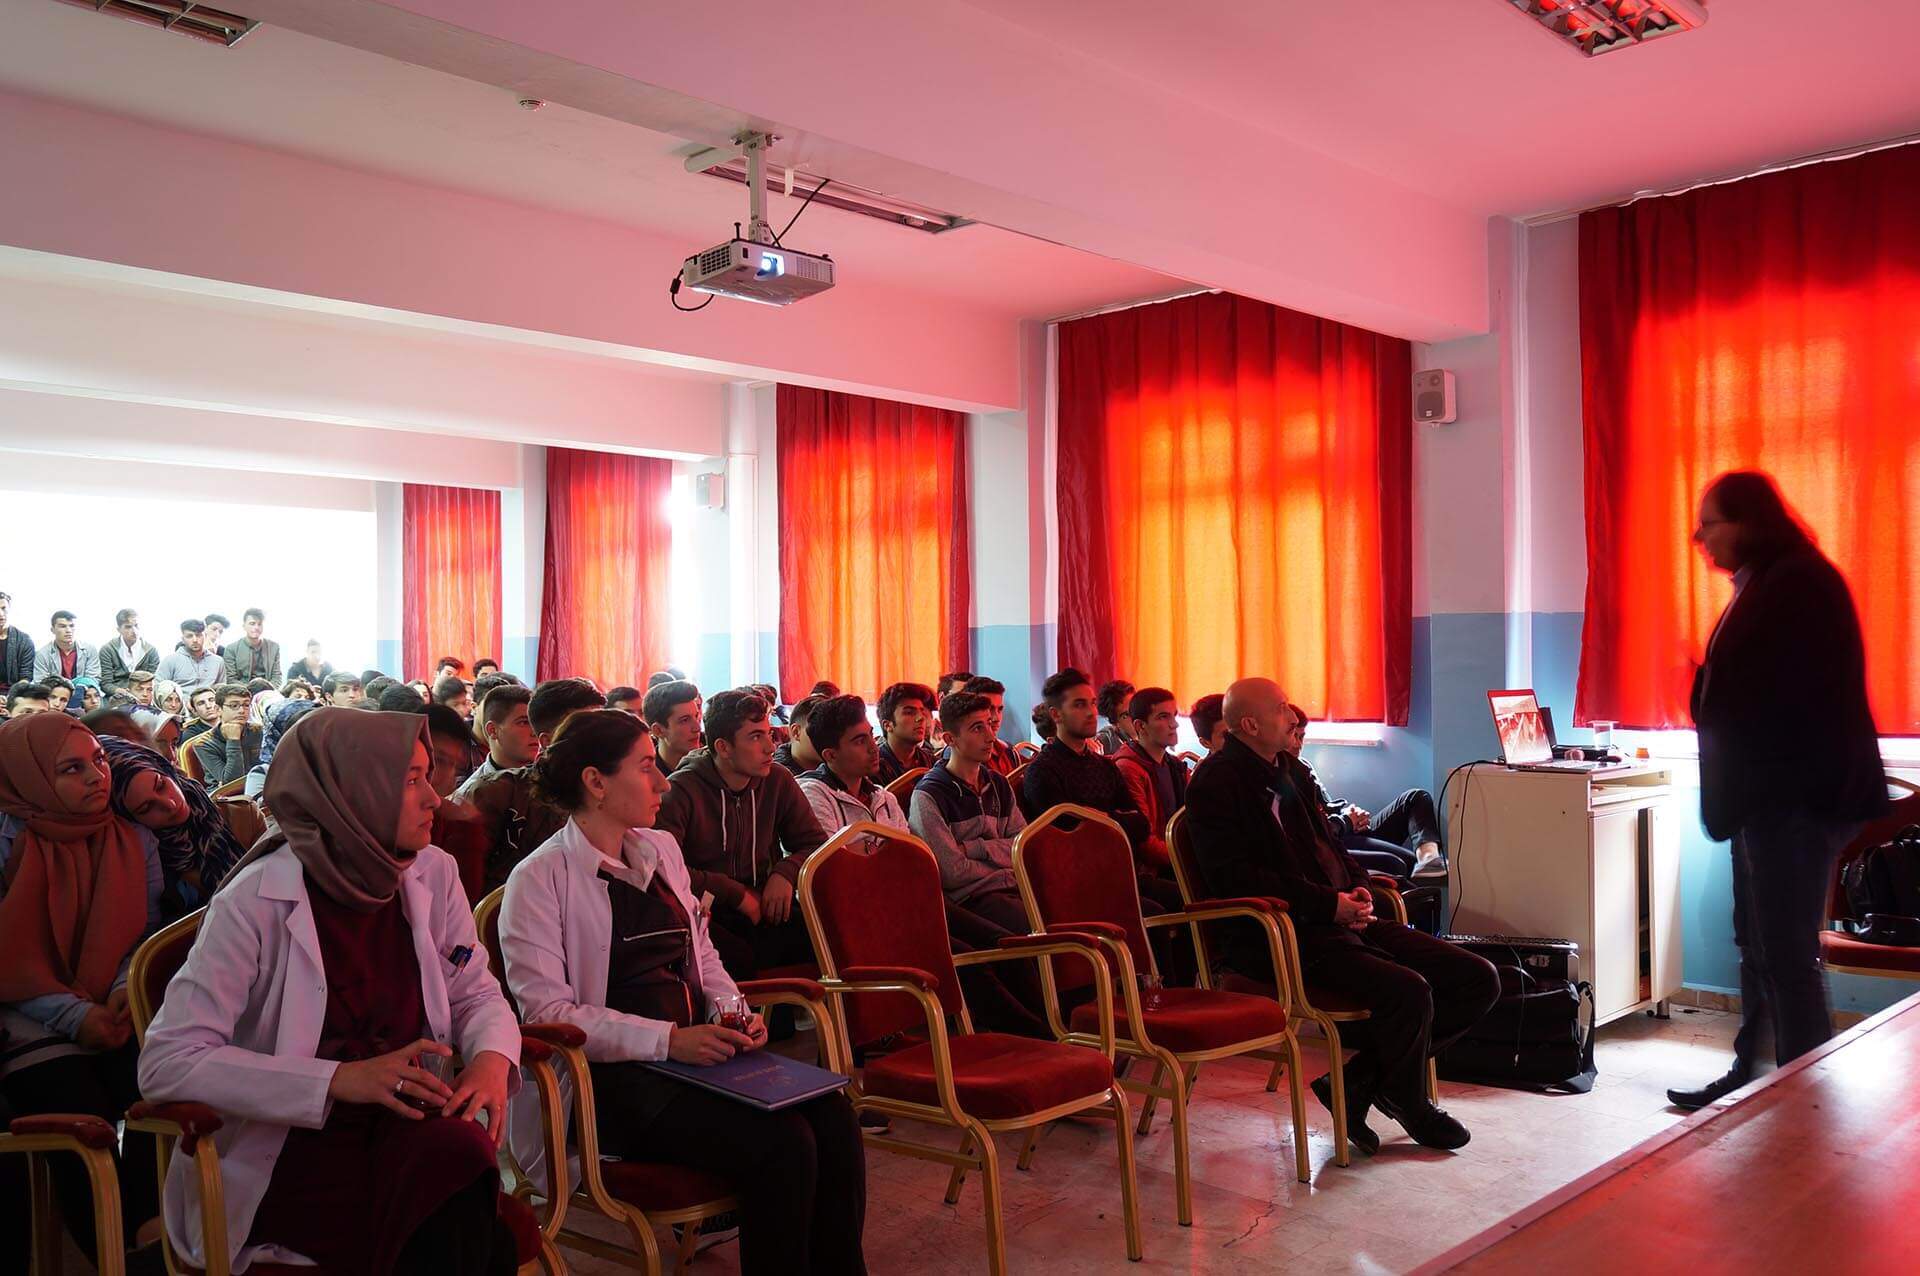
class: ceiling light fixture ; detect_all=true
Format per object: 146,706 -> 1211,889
49,0 -> 259,47
1503,0 -> 1706,57
684,144 -> 972,236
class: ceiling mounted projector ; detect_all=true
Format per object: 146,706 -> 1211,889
674,132 -> 835,308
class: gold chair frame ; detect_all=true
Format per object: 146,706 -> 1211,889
0,1116 -> 127,1276
883,766 -> 931,802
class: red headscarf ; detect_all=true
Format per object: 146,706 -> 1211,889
0,714 -> 151,1003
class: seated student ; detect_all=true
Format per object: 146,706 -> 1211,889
642,678 -> 704,773
959,676 -> 1020,776
223,608 -> 282,685
126,667 -> 157,707
1109,687 -> 1191,870
193,683 -> 264,788
1030,701 -> 1055,743
246,697 -> 321,799
499,710 -> 867,1275
796,694 -> 905,837
1185,678 -> 1497,1154
772,693 -> 825,775
180,686 -> 221,747
0,714 -> 164,1271
471,657 -> 500,680
281,678 -> 315,701
434,656 -> 467,685
99,609 -> 157,695
324,671 -> 364,707
605,685 -> 643,715
289,639 -> 332,688
43,676 -> 74,715
139,709 -> 521,1276
35,610 -> 100,684
1189,693 -> 1228,755
874,680 -> 937,783
379,684 -> 427,713
458,678 -> 606,893
1095,679 -> 1135,756
5,679 -> 50,718
155,619 -> 222,695
909,691 -> 1030,936
434,676 -> 475,721
456,684 -> 536,799
654,689 -> 826,980
76,677 -> 104,714
102,734 -> 248,914
929,670 -> 973,747
420,703 -> 476,797
1285,705 -> 1445,879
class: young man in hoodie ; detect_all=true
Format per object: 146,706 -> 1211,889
655,687 -> 827,980
797,694 -> 908,838
770,693 -> 824,775
908,690 -> 1031,936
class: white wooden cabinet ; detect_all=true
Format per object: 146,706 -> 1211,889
1444,763 -> 1683,1025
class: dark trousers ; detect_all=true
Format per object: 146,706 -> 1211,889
709,909 -> 818,980
395,1173 -> 516,1276
1730,812 -> 1856,1070
0,1045 -> 156,1264
595,1076 -> 866,1276
1298,922 -> 1499,1109
945,894 -> 1048,1036
1339,789 -> 1440,876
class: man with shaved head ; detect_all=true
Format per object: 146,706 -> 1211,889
1184,677 -> 1497,1155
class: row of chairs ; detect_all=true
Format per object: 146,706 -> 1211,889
3,800 -> 1424,1276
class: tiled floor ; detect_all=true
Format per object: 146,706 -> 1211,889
560,1006 -> 1742,1274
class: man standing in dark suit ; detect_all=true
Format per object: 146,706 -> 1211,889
1185,677 -> 1497,1153
1669,472 -> 1887,1108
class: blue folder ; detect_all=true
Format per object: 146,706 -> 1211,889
642,1050 -> 850,1111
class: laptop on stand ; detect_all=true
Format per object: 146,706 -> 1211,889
1487,689 -> 1632,775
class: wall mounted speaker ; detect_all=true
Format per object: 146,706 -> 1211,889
1414,368 -> 1457,424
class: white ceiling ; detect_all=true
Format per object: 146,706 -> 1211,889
0,0 -> 1180,321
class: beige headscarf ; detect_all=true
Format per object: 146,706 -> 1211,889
235,708 -> 434,912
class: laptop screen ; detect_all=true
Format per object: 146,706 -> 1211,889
1488,689 -> 1551,765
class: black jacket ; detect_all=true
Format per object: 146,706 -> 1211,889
0,629 -> 34,686
1019,738 -> 1150,850
1182,734 -> 1366,929
1690,547 -> 1887,841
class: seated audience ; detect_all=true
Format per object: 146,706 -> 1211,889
458,677 -> 606,892
289,639 -> 332,688
434,676 -> 474,719
471,658 -> 500,680
245,696 -> 321,798
249,687 -> 285,730
101,733 -> 248,914
152,678 -> 186,719
155,619 -> 223,694
807,679 -> 841,698
82,707 -> 150,744
1184,677 -> 1496,1153
379,683 -> 426,712
139,709 -> 521,1276
324,672 -> 364,707
929,670 -> 973,746
1095,679 -> 1135,755
280,678 -> 315,700
959,676 -> 1020,776
193,684 -> 265,788
772,693 -> 825,775
365,677 -> 404,705
1030,701 -> 1055,742
605,685 -> 642,714
874,680 -> 937,783
78,678 -> 104,713
43,676 -> 74,714
127,668 -> 156,706
1189,693 -> 1227,755
434,656 -> 466,685
416,703 -> 476,797
796,694 -> 905,837
909,691 -> 1030,936
499,709 -> 866,1275
1109,686 -> 1191,870
223,608 -> 282,684
641,678 -> 703,773
455,684 -> 536,799
0,714 -> 163,1270
180,686 -> 222,747
34,610 -> 100,684
200,614 -> 229,657
654,688 -> 826,979
1286,705 -> 1444,879
0,591 -> 34,685
99,608 -> 157,693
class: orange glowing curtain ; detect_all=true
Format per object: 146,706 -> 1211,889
1578,143 -> 1920,732
537,448 -> 674,689
1057,292 -> 1412,723
776,384 -> 971,703
402,483 -> 503,681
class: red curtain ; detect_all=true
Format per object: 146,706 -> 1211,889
537,448 -> 674,689
1057,292 -> 1412,723
402,484 -> 502,681
777,384 -> 971,703
1578,144 -> 1920,733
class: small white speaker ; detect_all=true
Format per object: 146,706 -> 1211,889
695,471 -> 726,509
1414,369 -> 1457,425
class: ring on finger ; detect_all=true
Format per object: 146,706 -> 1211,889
394,1080 -> 405,1097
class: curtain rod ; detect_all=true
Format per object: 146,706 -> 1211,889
1522,128 -> 1920,226
1047,286 -> 1221,327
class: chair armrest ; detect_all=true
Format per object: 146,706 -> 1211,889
126,1101 -> 225,1154
1367,874 -> 1403,894
8,1114 -> 119,1150
519,1037 -> 556,1065
838,964 -> 940,992
1044,920 -> 1131,941
1196,895 -> 1290,914
739,976 -> 829,1004
520,1022 -> 588,1050
974,935 -> 1117,1058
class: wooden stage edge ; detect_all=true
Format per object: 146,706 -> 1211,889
1413,989 -> 1920,1274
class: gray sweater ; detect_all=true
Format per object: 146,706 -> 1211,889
155,650 -> 225,693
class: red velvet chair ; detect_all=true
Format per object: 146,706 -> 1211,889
474,887 -> 836,1275
0,1112 -> 127,1276
798,821 -> 1143,1274
884,765 -> 931,802
127,909 -> 560,1276
1011,741 -> 1041,762
1013,804 -> 1311,1219
1821,781 -> 1920,979
1165,808 -> 1426,1167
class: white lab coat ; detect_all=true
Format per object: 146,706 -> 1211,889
137,844 -> 523,1274
497,819 -> 740,1188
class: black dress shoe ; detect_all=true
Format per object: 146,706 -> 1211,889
1310,1073 -> 1379,1156
1666,1066 -> 1750,1110
1380,1099 -> 1471,1150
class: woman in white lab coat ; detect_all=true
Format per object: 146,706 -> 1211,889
138,708 -> 524,1275
499,709 -> 867,1276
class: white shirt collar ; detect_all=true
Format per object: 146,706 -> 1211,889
561,817 -> 663,891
